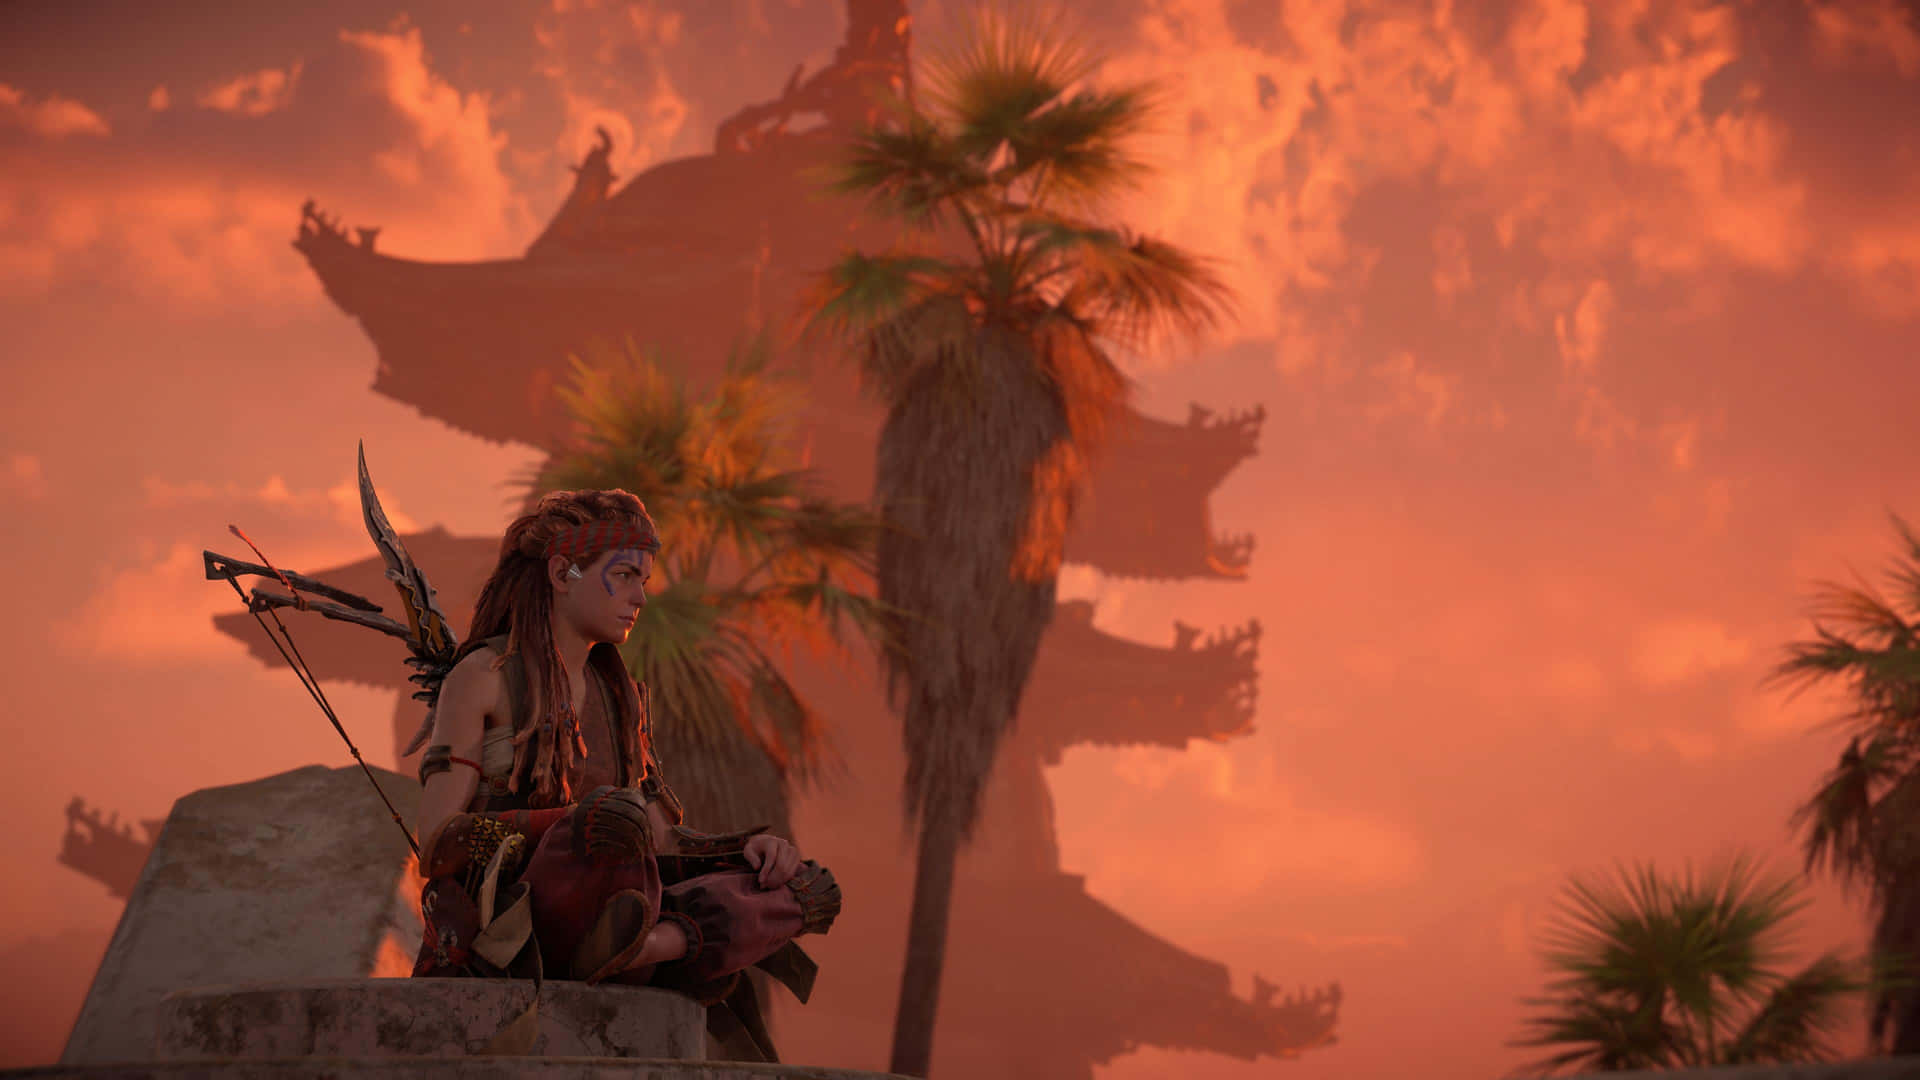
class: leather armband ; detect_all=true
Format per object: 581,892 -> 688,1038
786,861 -> 842,936
418,744 -> 481,786
669,823 -> 770,857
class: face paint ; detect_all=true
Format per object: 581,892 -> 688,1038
600,547 -> 649,597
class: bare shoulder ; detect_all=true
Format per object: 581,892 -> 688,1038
437,646 -> 510,731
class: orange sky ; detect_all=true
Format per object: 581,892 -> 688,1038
3,0 -> 1919,1075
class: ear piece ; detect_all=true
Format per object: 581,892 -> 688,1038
564,565 -> 584,580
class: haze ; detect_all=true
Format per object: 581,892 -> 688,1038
2,1 -> 1918,1076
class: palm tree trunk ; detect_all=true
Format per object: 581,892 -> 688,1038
889,806 -> 964,1077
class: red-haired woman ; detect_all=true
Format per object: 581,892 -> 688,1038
408,489 -> 837,1041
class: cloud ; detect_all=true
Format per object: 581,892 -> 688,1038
196,63 -> 303,117
0,84 -> 109,138
1088,0 -> 1891,461
1,453 -> 46,500
1537,655 -> 1608,703
1052,742 -> 1426,906
1366,350 -> 1459,429
52,541 -> 241,663
334,25 -> 520,234
1554,280 -> 1614,379
530,0 -> 694,191
147,85 -> 170,112
1614,725 -> 1722,761
142,474 -> 417,533
0,21 -> 533,307
1809,0 -> 1920,77
51,473 -> 417,665
1629,616 -> 1752,687
1833,221 -> 1920,320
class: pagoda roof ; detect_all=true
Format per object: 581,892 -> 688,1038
298,215 -> 1261,579
57,797 -> 164,900
1022,600 -> 1260,763
1069,403 -> 1264,579
210,530 -> 1257,749
809,865 -> 1341,1064
986,874 -> 1337,1061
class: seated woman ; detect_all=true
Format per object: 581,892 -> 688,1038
408,489 -> 839,1056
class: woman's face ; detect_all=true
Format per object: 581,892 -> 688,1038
555,546 -> 653,645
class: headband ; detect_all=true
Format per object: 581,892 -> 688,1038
542,520 -> 661,562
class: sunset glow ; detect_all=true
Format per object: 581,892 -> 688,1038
2,1 -> 1917,1076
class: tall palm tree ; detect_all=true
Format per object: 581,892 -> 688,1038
1511,855 -> 1868,1075
533,334 -> 894,838
1770,513 -> 1920,1052
809,7 -> 1233,1075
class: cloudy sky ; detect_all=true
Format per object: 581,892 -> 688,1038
3,0 -> 1919,1075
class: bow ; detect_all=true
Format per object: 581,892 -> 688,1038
357,440 -> 461,709
202,442 -> 466,859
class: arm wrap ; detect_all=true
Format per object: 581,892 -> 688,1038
417,744 -> 481,785
786,861 -> 842,936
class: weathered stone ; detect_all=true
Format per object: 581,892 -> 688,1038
62,765 -> 423,1065
4,1061 -> 901,1079
1600,1066 -> 1920,1079
154,979 -> 705,1061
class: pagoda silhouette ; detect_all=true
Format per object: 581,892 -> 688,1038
66,3 -> 1339,1075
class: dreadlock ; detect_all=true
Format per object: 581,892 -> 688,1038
460,489 -> 659,807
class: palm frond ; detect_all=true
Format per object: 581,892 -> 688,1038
1867,897 -> 1920,1049
1881,511 -> 1920,619
919,5 -> 1096,137
1518,856 -> 1862,1069
1723,953 -> 1866,1063
810,251 -> 972,349
540,334 -> 894,799
626,584 -> 822,780
1791,733 -> 1899,889
1059,229 -> 1234,352
1015,86 -> 1158,198
832,112 -> 990,230
1509,991 -> 1680,1075
917,7 -> 1156,207
1870,766 -> 1920,883
532,342 -> 693,509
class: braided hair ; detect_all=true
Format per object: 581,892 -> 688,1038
463,489 -> 659,807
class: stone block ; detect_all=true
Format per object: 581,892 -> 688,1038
5,1059 -> 907,1078
62,765 -> 423,1065
154,979 -> 705,1060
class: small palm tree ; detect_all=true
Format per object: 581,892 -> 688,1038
533,334 -> 894,838
809,6 -> 1233,1075
1511,855 -> 1869,1075
1770,512 -> 1920,1052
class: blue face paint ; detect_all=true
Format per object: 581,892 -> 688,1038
599,548 -> 650,597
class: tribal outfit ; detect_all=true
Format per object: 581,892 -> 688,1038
414,632 -> 839,1058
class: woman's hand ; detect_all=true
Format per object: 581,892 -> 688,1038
742,834 -> 803,889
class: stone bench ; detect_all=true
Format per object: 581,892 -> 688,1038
154,978 -> 705,1060
7,1062 -> 901,1078
6,976 -> 908,1079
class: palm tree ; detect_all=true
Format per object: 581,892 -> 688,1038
532,334 -> 894,839
809,7 -> 1233,1075
1511,855 -> 1869,1074
1770,512 -> 1920,1052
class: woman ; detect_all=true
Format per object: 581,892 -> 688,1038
408,488 -> 838,1029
